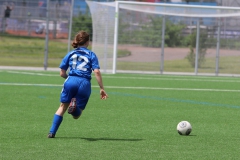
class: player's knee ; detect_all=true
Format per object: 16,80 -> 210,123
72,109 -> 82,119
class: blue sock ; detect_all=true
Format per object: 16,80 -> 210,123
72,106 -> 81,117
49,114 -> 63,134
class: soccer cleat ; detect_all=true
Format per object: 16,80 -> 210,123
68,98 -> 77,114
47,133 -> 55,138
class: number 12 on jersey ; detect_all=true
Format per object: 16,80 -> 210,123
71,54 -> 89,71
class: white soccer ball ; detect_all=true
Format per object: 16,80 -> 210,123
177,121 -> 192,136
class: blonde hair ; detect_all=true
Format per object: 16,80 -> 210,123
72,31 -> 90,48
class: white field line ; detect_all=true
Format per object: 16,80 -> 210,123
6,71 -> 59,76
102,76 -> 240,83
104,86 -> 240,92
0,83 -> 62,87
0,82 -> 240,92
4,71 -> 240,83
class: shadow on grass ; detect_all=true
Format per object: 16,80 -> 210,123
57,137 -> 144,141
81,137 -> 144,141
179,135 -> 197,137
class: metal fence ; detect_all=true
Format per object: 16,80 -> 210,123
1,0 -> 240,76
0,0 -> 72,38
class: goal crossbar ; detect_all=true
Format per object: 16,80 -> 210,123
94,1 -> 240,18
87,0 -> 240,75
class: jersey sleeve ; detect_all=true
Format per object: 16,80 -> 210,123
59,53 -> 70,70
91,52 -> 100,70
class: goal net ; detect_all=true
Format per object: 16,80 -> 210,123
87,1 -> 240,75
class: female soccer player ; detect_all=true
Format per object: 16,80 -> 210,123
48,31 -> 108,138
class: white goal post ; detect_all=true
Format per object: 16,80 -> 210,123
87,1 -> 240,75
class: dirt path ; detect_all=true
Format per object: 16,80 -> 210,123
117,45 -> 240,62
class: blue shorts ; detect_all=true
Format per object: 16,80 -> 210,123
60,76 -> 91,110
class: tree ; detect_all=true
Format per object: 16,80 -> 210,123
185,30 -> 208,68
72,13 -> 92,39
133,16 -> 185,47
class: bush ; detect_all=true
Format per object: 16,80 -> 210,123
72,13 -> 93,39
185,30 -> 208,68
131,16 -> 185,47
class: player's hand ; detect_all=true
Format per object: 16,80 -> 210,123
100,89 -> 108,100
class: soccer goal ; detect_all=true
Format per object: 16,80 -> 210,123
87,1 -> 240,76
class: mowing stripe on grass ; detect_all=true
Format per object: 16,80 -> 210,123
107,91 -> 240,109
0,82 -> 240,92
4,70 -> 240,83
1,82 -> 239,109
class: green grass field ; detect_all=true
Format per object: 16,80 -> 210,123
0,34 -> 130,67
1,34 -> 240,74
1,70 -> 240,159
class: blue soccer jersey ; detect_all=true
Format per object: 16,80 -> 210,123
59,47 -> 100,80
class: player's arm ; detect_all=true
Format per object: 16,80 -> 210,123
10,2 -> 14,10
93,69 -> 108,99
60,69 -> 68,79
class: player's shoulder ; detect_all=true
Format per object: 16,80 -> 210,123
67,50 -> 76,56
76,47 -> 96,55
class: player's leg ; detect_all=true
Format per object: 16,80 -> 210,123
68,78 -> 91,119
56,102 -> 69,116
68,98 -> 83,119
48,102 -> 69,138
48,77 -> 77,138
